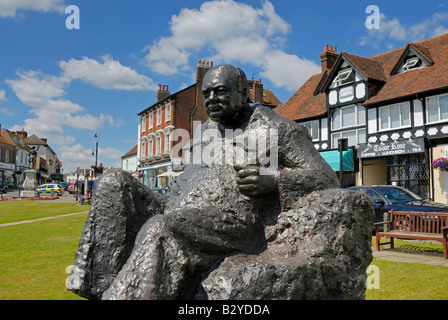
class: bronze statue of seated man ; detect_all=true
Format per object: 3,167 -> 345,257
67,64 -> 374,300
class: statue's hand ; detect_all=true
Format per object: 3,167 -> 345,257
234,165 -> 277,198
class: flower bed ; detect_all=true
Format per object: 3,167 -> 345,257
0,196 -> 58,201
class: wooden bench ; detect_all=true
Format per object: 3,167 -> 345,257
375,209 -> 448,259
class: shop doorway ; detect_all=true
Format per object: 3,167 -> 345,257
386,153 -> 429,199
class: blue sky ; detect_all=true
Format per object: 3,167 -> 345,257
0,0 -> 447,173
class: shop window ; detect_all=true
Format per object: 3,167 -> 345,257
301,120 -> 319,141
379,102 -> 410,130
427,93 -> 448,124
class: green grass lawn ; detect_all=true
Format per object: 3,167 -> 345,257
1,200 -> 448,300
0,201 -> 89,300
366,258 -> 448,300
0,200 -> 89,224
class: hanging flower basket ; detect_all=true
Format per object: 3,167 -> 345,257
138,172 -> 145,178
431,157 -> 448,171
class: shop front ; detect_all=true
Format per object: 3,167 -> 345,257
319,148 -> 356,188
357,137 -> 430,199
139,160 -> 172,188
0,162 -> 15,187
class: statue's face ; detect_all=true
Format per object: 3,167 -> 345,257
202,67 -> 245,125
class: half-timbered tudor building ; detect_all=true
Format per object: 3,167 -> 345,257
276,33 -> 448,203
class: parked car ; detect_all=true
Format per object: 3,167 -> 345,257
36,183 -> 64,196
0,184 -> 7,193
57,182 -> 69,190
151,188 -> 169,195
345,185 -> 448,224
68,184 -> 76,194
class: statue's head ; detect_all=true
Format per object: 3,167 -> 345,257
202,64 -> 251,126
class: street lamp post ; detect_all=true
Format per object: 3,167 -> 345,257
94,133 -> 99,168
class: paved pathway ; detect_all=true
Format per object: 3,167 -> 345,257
372,247 -> 448,267
0,211 -> 89,227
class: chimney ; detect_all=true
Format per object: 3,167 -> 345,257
196,59 -> 213,83
320,44 -> 339,72
156,84 -> 171,102
16,128 -> 28,140
248,79 -> 264,104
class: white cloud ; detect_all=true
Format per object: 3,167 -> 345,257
0,107 -> 15,116
6,69 -> 120,145
58,143 -> 123,173
143,0 -> 316,90
59,55 -> 157,91
261,51 -> 320,91
0,0 -> 65,18
0,89 -> 6,103
360,12 -> 448,47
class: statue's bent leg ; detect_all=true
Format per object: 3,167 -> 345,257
102,206 -> 265,300
67,169 -> 163,300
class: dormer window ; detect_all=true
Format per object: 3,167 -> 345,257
403,57 -> 420,71
332,68 -> 354,87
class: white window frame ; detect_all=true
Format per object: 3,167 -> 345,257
331,128 -> 366,149
333,68 -> 353,87
156,136 -> 161,154
164,132 -> 170,152
378,102 -> 411,131
148,112 -> 153,129
156,108 -> 162,126
5,150 -> 9,162
140,140 -> 146,158
331,104 -> 365,131
141,116 -> 146,133
148,138 -> 153,156
301,120 -> 319,141
403,57 -> 419,71
165,103 -> 171,122
426,93 -> 448,124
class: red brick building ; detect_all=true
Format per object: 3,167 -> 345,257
137,60 -> 212,187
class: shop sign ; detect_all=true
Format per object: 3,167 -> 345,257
357,138 -> 424,158
0,162 -> 15,170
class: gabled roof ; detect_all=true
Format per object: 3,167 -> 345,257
276,73 -> 326,121
262,89 -> 282,108
25,134 -> 47,145
276,32 -> 448,121
122,145 -> 137,158
389,42 -> 434,75
366,33 -> 448,105
320,52 -> 386,93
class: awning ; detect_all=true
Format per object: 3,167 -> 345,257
319,149 -> 354,172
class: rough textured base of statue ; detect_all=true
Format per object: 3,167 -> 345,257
67,169 -> 374,300
66,169 -> 163,299
200,189 -> 374,299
